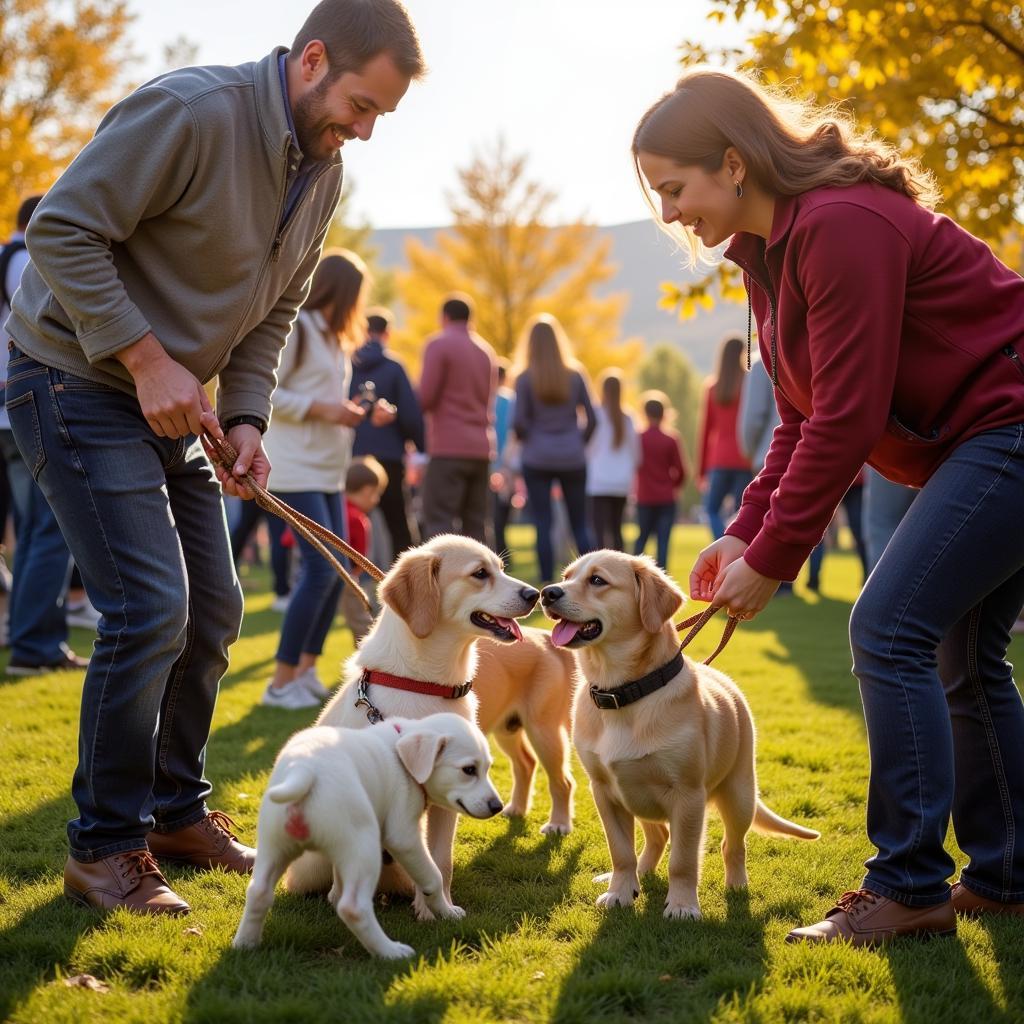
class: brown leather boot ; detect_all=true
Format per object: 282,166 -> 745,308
952,881 -> 1024,917
63,850 -> 189,915
786,889 -> 956,946
147,810 -> 255,873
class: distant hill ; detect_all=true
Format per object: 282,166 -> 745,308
369,219 -> 748,374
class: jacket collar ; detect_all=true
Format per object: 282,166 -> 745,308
253,47 -> 342,169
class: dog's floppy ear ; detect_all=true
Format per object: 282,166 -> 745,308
380,550 -> 442,638
634,557 -> 684,633
395,731 -> 448,785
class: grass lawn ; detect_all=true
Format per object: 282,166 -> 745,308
2,523 -> 1023,1024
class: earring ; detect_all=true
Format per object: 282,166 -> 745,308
735,181 -> 743,199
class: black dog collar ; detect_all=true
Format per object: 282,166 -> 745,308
589,650 -> 684,710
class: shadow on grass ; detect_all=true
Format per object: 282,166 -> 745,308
551,879 -> 767,1023
0,893 -> 98,1020
179,814 -> 584,1022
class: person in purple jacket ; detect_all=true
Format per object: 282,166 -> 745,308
633,67 -> 1024,946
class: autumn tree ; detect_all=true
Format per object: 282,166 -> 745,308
662,0 -> 1024,318
393,141 -> 640,378
0,0 -> 136,233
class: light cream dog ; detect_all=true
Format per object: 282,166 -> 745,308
284,534 -> 539,914
474,628 -> 579,834
233,713 -> 503,959
542,550 -> 818,920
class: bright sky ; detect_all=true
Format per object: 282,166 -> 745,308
130,0 -> 744,229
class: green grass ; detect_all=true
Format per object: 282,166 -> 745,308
2,524 -> 1023,1024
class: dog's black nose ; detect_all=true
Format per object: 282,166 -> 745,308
541,585 -> 564,605
519,586 -> 540,607
487,797 -> 504,816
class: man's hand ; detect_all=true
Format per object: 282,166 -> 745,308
210,424 -> 270,500
370,399 -> 397,427
115,331 -> 211,438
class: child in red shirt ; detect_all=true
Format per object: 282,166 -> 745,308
633,392 -> 688,570
341,457 -> 388,646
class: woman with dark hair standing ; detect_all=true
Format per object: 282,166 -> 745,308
633,67 -> 1024,945
514,314 -> 596,584
698,334 -> 752,539
586,368 -> 640,551
261,249 -> 389,709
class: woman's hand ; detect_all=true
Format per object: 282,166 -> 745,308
370,399 -> 397,426
708,558 -> 780,621
690,535 -> 748,602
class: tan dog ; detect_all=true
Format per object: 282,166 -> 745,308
284,535 -> 539,916
474,627 -> 579,834
541,550 -> 818,920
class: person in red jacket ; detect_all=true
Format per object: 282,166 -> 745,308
698,334 -> 752,539
633,392 -> 688,570
633,67 -> 1024,946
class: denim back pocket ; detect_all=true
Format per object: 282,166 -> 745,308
5,391 -> 46,480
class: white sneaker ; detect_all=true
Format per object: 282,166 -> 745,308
260,679 -> 321,710
270,594 -> 291,613
66,598 -> 101,630
295,668 -> 330,702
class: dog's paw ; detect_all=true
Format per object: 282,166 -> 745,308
378,941 -> 416,959
592,871 -> 612,885
231,933 -> 259,950
435,902 -> 466,920
540,821 -> 571,836
596,882 -> 639,909
412,895 -> 435,922
663,899 -> 701,921
501,803 -> 526,818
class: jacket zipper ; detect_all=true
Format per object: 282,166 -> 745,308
1005,344 -> 1024,380
730,249 -> 780,386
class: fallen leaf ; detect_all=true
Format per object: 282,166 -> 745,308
183,926 -> 203,936
531,971 -> 545,981
659,974 -> 673,982
64,974 -> 110,992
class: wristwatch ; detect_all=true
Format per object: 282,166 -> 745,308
222,414 -> 268,435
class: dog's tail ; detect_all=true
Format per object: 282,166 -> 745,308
266,765 -> 315,805
752,799 -> 820,840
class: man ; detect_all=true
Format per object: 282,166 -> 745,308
3,0 -> 423,915
0,195 -> 87,675
418,296 -> 498,544
349,307 -> 423,560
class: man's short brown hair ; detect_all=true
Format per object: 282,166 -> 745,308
292,0 -> 425,81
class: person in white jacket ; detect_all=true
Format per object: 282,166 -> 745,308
261,250 -> 392,709
586,369 -> 641,551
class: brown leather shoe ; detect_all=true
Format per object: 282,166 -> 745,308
147,810 -> 255,873
786,889 -> 956,946
63,851 -> 189,915
952,881 -> 1024,917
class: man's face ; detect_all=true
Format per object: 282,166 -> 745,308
292,49 -> 411,161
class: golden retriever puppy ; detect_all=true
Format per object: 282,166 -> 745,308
284,535 -> 539,915
233,714 -> 503,959
541,550 -> 818,920
474,627 -> 579,834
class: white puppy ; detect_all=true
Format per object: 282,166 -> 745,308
286,534 -> 538,913
233,713 -> 503,959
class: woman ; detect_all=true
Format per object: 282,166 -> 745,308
698,334 -> 752,539
633,68 -> 1024,945
586,369 -> 640,552
514,314 -> 596,584
261,250 -> 385,710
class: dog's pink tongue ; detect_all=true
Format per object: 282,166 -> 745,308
551,620 -> 581,647
494,616 -> 523,641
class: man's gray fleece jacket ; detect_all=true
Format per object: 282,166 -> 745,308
5,47 -> 343,425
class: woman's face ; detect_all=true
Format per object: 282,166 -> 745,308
638,151 -> 739,248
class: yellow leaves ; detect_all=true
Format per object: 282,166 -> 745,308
953,56 -> 984,94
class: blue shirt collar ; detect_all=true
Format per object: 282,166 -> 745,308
278,52 -> 303,158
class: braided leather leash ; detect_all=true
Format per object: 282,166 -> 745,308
202,430 -> 385,613
675,605 -> 740,665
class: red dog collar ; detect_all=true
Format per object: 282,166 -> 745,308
361,668 -> 473,699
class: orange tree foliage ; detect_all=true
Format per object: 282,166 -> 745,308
392,141 -> 640,380
0,0 -> 135,234
662,0 -> 1024,318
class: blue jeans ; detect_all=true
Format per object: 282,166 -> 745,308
704,467 -> 753,539
851,424 -> 1024,905
807,483 -> 869,587
228,495 -> 291,597
0,428 -> 73,662
5,347 -> 243,861
634,502 -> 676,570
863,467 -> 918,572
522,465 -> 591,583
271,489 -> 346,664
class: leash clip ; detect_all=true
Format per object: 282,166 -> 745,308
356,673 -> 385,725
